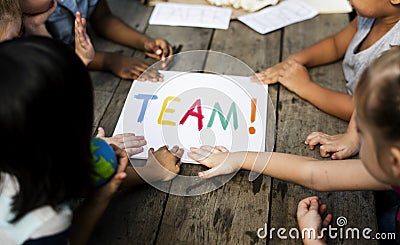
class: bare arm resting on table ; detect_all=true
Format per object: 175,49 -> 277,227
257,18 -> 358,121
188,146 -> 390,191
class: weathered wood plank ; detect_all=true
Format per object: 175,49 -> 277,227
91,0 -> 154,128
93,90 -> 114,128
155,21 -> 281,244
269,14 -> 378,244
90,7 -> 215,245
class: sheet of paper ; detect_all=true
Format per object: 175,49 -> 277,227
302,0 -> 352,14
238,0 -> 318,35
113,71 -> 268,163
149,2 -> 232,30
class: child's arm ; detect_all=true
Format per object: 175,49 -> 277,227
255,19 -> 358,120
305,112 -> 361,159
257,18 -> 358,85
74,12 -> 95,66
290,18 -> 358,67
277,59 -> 353,120
90,0 -> 172,59
188,146 -> 390,191
69,145 -> 128,245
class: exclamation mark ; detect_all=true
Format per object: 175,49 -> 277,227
249,98 -> 257,134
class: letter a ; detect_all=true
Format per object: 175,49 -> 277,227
179,99 -> 204,131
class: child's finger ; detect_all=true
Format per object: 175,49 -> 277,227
149,147 -> 155,154
198,167 -> 220,179
167,44 -> 173,58
215,146 -> 229,152
305,131 -> 322,144
319,144 -> 338,158
309,198 -> 319,212
191,147 -> 213,157
115,172 -> 127,181
108,172 -> 127,191
96,127 -> 106,138
176,148 -> 184,158
145,52 -> 163,60
331,149 -> 351,160
125,147 -> 144,156
187,152 -> 211,167
187,151 -> 205,161
319,203 -> 327,215
81,17 -> 87,28
123,137 -> 147,148
297,196 -> 319,212
200,145 -> 215,153
76,11 -> 82,23
110,144 -> 128,172
170,145 -> 179,154
190,147 -> 209,155
322,213 -> 332,228
296,201 -> 310,217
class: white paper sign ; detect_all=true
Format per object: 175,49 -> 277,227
113,71 -> 268,163
238,0 -> 318,34
149,3 -> 232,30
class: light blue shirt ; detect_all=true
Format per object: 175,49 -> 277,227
47,0 -> 99,46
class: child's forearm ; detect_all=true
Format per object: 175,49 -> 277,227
289,36 -> 343,68
87,51 -> 117,72
295,81 -> 353,121
91,0 -> 150,50
289,18 -> 357,68
234,152 -> 389,191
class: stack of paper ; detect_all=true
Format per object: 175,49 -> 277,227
238,0 -> 318,35
149,2 -> 232,30
206,0 -> 278,13
302,0 -> 352,14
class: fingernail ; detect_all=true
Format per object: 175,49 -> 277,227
198,172 -> 204,177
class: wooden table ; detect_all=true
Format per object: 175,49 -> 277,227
89,0 -> 378,244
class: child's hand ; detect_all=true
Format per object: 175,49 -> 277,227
92,144 -> 128,203
297,196 -> 332,245
75,12 -> 94,66
278,59 -> 312,94
255,61 -> 286,85
96,127 -> 147,157
305,131 -> 360,160
136,146 -> 183,182
188,146 -> 240,179
106,53 -> 163,81
144,38 -> 173,60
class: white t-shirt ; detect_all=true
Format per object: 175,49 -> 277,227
0,173 -> 72,244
